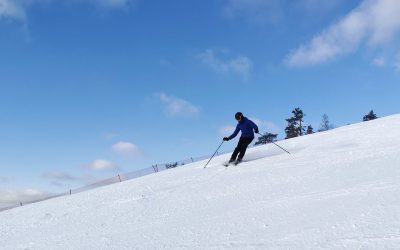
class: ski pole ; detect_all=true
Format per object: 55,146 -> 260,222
257,133 -> 291,154
204,140 -> 224,168
272,141 -> 291,154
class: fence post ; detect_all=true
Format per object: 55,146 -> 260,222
70,189 -> 72,195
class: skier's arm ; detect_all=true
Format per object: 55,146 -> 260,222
228,125 -> 240,140
251,120 -> 259,134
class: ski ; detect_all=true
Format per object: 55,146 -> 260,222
223,159 -> 242,167
233,159 -> 242,166
223,161 -> 234,167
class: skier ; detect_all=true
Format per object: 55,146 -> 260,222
223,112 -> 259,165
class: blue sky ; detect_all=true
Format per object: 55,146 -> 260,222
1,0 -> 400,205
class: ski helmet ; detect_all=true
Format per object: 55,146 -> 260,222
235,112 -> 243,120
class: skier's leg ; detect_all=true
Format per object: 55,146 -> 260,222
230,138 -> 245,160
237,137 -> 254,160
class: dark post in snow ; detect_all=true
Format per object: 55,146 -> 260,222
152,164 -> 158,173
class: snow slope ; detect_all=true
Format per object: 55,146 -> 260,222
1,115 -> 400,249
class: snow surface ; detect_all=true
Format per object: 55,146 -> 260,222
1,115 -> 400,249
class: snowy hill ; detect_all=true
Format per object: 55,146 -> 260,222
1,115 -> 400,249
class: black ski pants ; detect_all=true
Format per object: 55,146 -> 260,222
230,137 -> 254,161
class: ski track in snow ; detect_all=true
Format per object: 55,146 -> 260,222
1,115 -> 400,249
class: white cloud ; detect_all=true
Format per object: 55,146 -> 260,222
87,159 -> 119,171
0,0 -> 135,22
372,56 -> 385,67
198,49 -> 252,81
219,125 -> 236,137
157,93 -> 200,117
0,189 -> 49,208
0,0 -> 27,20
112,141 -> 142,158
286,0 -> 400,67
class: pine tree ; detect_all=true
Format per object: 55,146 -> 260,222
318,114 -> 334,132
363,110 -> 378,121
255,132 -> 278,145
165,162 -> 178,169
292,108 -> 305,136
285,108 -> 306,139
285,117 -> 298,139
306,125 -> 314,135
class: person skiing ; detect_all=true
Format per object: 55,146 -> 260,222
223,112 -> 259,165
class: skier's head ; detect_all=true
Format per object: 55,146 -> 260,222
235,112 -> 243,121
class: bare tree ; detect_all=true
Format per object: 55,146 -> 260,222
318,114 -> 334,132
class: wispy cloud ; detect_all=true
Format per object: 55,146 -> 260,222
372,56 -> 385,67
0,176 -> 9,183
219,125 -> 236,137
157,93 -> 200,117
286,0 -> 400,67
198,49 -> 252,81
221,0 -> 345,24
86,159 -> 119,171
42,171 -> 78,181
300,0 -> 345,13
103,132 -> 119,140
0,189 -> 49,208
159,58 -> 173,68
395,52 -> 400,72
250,118 -> 281,134
0,0 -> 28,21
222,0 -> 283,24
90,0 -> 133,9
0,0 -> 137,22
112,141 -> 143,158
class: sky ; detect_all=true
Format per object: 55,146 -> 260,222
1,0 -> 400,207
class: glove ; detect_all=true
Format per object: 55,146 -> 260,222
254,130 -> 259,134
223,137 -> 229,141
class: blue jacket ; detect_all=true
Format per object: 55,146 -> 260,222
228,117 -> 259,140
